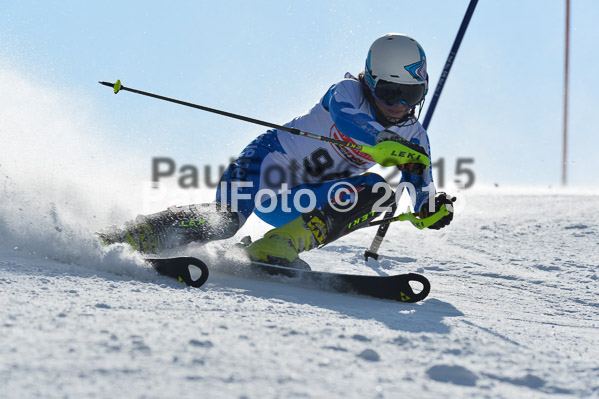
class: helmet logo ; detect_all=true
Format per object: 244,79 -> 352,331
404,46 -> 427,82
364,51 -> 377,89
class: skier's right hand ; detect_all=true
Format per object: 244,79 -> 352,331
375,129 -> 428,175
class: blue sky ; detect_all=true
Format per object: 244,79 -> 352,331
2,0 -> 598,189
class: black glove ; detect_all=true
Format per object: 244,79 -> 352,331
375,129 -> 428,176
419,192 -> 456,230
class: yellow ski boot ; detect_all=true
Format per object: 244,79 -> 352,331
96,204 -> 240,254
96,218 -> 163,254
245,212 -> 328,269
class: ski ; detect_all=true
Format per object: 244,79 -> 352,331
145,257 -> 209,288
248,261 -> 430,303
144,256 -> 430,302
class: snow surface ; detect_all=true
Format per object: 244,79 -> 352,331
1,66 -> 598,398
1,189 -> 599,399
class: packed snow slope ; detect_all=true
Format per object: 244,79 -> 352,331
1,189 -> 598,399
1,66 -> 598,398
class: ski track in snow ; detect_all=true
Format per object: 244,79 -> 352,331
1,192 -> 598,398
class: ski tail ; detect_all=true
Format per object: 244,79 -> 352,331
146,257 -> 209,288
397,273 -> 430,303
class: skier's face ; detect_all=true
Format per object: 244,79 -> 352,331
374,99 -> 410,122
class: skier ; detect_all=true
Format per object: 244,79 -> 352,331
98,33 -> 455,268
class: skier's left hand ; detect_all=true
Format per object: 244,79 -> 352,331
420,192 -> 456,230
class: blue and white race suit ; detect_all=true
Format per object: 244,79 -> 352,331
216,74 -> 435,227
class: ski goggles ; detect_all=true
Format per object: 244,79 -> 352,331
371,79 -> 426,108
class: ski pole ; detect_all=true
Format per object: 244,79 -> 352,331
99,80 -> 430,169
364,0 -> 478,261
364,205 -> 448,262
368,205 -> 449,230
422,0 -> 478,131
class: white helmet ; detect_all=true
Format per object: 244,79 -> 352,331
364,33 -> 428,108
